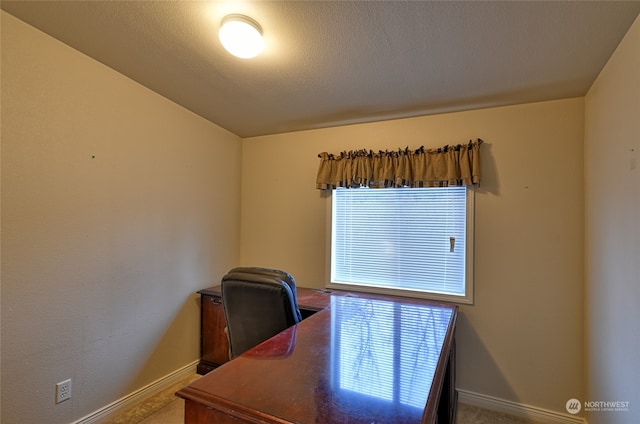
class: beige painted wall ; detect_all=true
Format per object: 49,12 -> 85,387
241,98 -> 585,414
1,11 -> 242,423
585,15 -> 640,424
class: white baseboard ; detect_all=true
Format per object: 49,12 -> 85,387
457,389 -> 587,424
73,360 -> 199,424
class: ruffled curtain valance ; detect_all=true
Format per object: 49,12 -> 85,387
316,139 -> 483,189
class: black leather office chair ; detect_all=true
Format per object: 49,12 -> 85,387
221,267 -> 302,358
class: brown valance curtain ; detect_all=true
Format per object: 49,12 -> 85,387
316,139 -> 483,190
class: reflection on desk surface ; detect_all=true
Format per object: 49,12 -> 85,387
331,296 -> 451,406
182,292 -> 455,424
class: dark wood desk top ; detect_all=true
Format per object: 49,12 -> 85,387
179,289 -> 457,424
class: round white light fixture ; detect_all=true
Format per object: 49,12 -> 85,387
219,14 -> 264,59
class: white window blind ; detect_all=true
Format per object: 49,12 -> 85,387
330,186 -> 471,301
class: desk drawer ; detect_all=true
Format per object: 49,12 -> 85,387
198,293 -> 229,374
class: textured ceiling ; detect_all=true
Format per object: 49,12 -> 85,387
2,1 -> 639,138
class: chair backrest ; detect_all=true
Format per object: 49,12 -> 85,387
227,267 -> 302,321
221,269 -> 301,358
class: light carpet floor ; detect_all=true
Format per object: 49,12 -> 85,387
103,374 -> 199,424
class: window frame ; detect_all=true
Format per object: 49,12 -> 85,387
325,186 -> 475,305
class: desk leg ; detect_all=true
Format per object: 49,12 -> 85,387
437,339 -> 457,424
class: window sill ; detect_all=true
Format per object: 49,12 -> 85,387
326,282 -> 473,305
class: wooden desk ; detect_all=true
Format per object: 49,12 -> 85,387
179,289 -> 458,424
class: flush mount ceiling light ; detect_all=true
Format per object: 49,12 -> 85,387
219,14 -> 264,59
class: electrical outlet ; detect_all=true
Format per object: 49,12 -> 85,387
55,379 -> 72,404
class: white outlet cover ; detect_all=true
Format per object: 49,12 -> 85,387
56,379 -> 72,403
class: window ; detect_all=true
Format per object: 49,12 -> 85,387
329,186 -> 474,304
